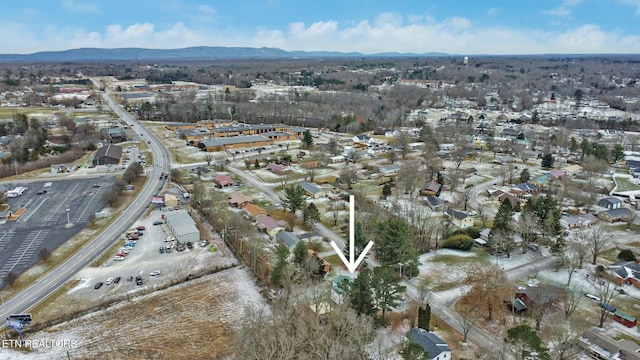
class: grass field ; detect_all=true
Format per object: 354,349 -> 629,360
614,176 -> 640,192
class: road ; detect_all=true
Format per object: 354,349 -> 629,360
0,82 -> 171,327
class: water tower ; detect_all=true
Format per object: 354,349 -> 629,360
463,56 -> 469,65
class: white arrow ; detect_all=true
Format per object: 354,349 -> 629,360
330,195 -> 374,274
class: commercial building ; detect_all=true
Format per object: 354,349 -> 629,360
164,209 -> 200,244
92,143 -> 123,166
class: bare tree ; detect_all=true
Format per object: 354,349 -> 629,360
585,226 -> 612,265
457,302 -> 479,343
517,208 -> 538,253
204,153 -> 214,166
4,271 -> 17,286
548,320 -> 583,360
398,160 -> 422,199
38,247 -> 51,262
559,285 -> 582,320
591,277 -> 617,328
562,251 -> 581,287
568,231 -> 591,269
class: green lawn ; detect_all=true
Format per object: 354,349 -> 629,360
614,176 -> 640,192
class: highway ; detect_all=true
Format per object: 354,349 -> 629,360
0,81 -> 171,326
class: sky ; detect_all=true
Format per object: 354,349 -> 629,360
1,0 -> 640,55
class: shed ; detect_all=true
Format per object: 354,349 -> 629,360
614,311 -> 637,328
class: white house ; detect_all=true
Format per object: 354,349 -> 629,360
379,164 -> 401,175
405,328 -> 452,360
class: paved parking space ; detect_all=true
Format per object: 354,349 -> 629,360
0,177 -> 114,284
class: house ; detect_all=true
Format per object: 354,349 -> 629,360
439,143 -> 455,152
531,175 -> 551,187
510,182 -> 540,196
331,275 -> 353,304
513,286 -> 564,310
298,181 -> 326,198
243,203 -> 267,218
106,128 -> 127,143
562,164 -> 583,175
266,163 -> 290,175
276,231 -> 301,249
194,166 -> 214,180
560,214 -> 598,229
352,134 -> 371,144
599,208 -> 633,223
330,155 -> 345,163
228,192 -> 253,208
256,215 -> 286,237
607,261 -> 640,288
460,167 -> 478,177
498,192 -> 525,207
549,169 -> 566,180
446,209 -> 474,229
598,197 -> 622,210
336,173 -> 359,186
405,328 -> 452,360
213,175 -> 235,188
425,196 -> 444,210
579,328 -> 640,360
420,181 -> 442,197
92,143 -> 123,166
614,311 -> 638,328
379,164 -> 401,175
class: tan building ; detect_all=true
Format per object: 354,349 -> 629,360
200,135 -> 272,152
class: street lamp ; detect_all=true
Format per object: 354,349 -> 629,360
65,208 -> 72,228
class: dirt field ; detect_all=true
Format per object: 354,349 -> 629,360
0,266 -> 267,359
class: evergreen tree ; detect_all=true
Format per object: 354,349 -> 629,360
569,137 -> 578,152
417,304 -> 431,331
341,269 -> 376,317
506,324 -> 551,360
271,244 -> 290,287
292,241 -> 308,265
372,266 -> 406,321
541,153 -> 554,168
344,222 -> 368,261
382,183 -> 392,197
611,143 -> 625,162
489,200 -> 515,254
282,185 -> 307,213
302,129 -> 313,148
519,168 -> 531,183
303,202 -> 321,225
254,159 -> 260,168
402,340 -> 430,360
373,217 -> 419,276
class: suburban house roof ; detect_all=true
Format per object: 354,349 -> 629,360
228,192 -> 253,206
610,261 -> 640,281
514,182 -> 539,192
422,181 -> 441,193
379,164 -> 401,174
243,203 -> 267,218
276,231 -> 301,248
298,181 -> 323,195
599,197 -> 622,206
266,163 -> 289,172
406,328 -> 451,359
549,169 -> 566,178
601,208 -> 632,218
532,175 -> 551,185
200,135 -> 269,147
446,208 -> 469,220
256,215 -> 287,232
332,275 -> 353,294
561,214 -> 597,227
579,328 -> 640,359
94,143 -> 122,161
213,175 -> 235,187
425,195 -> 443,208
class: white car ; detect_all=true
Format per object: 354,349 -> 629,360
106,277 -> 114,285
150,270 -> 161,277
113,255 -> 125,261
165,237 -> 175,242
121,248 -> 130,254
585,293 -> 601,302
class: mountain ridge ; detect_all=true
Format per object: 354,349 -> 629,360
0,46 -> 451,62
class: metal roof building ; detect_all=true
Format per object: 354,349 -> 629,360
164,209 -> 200,244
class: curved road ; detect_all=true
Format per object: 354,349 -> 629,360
0,83 -> 170,326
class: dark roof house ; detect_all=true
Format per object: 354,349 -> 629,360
405,328 -> 451,360
92,143 -> 123,166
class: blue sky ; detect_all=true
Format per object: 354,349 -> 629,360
1,0 -> 640,54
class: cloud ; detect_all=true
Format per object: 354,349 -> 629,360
542,0 -> 583,18
2,12 -> 640,55
60,0 -> 98,13
620,0 -> 640,13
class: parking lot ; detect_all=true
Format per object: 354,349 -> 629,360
75,207 -> 229,295
0,177 -> 114,284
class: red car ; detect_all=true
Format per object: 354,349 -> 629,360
116,252 -> 127,257
127,234 -> 139,240
136,226 -> 146,231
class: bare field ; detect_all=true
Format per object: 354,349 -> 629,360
3,267 -> 266,360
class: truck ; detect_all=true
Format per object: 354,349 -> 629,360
182,192 -> 190,199
7,187 -> 27,198
159,172 -> 165,180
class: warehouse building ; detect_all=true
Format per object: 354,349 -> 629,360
199,135 -> 272,152
164,209 -> 200,244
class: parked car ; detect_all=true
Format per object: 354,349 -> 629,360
127,276 -> 133,282
165,247 -> 171,253
113,276 -> 121,284
135,276 -> 143,285
585,293 -> 601,302
150,270 -> 161,276
106,277 -> 114,285
159,246 -> 165,254
153,221 -> 163,225
113,256 -> 125,261
116,252 -> 127,258
136,225 -> 146,231
94,282 -> 104,289
165,237 -> 175,242
128,234 -> 139,240
186,242 -> 193,249
199,240 -> 209,247
599,302 -> 617,313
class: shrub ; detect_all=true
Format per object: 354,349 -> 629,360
617,249 -> 636,262
449,226 -> 482,240
442,234 -> 474,250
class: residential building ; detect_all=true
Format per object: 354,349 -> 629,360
256,215 -> 286,237
213,175 -> 235,188
331,275 -> 353,304
446,209 -> 474,229
298,181 -> 326,198
560,214 -> 598,229
266,163 -> 290,175
405,328 -> 452,360
510,182 -> 540,196
607,261 -> 640,288
598,197 -> 622,210
228,193 -> 253,208
276,231 -> 301,249
420,181 -> 442,197
379,164 -> 401,175
578,328 -> 640,360
243,203 -> 267,219
599,208 -> 633,222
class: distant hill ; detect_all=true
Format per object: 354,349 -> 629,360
0,46 -> 451,62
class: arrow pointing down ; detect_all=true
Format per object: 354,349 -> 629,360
330,195 -> 374,274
